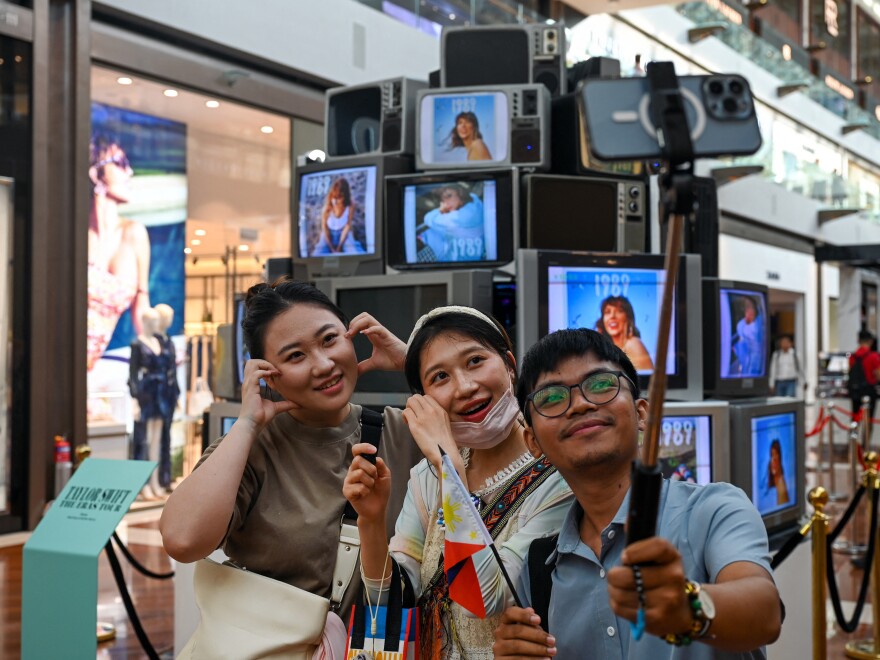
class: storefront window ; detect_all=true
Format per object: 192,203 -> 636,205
848,160 -> 880,221
809,0 -> 851,79
857,9 -> 880,105
760,0 -> 801,43
0,36 -> 30,524
87,66 -> 292,484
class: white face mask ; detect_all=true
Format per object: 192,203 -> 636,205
449,387 -> 521,449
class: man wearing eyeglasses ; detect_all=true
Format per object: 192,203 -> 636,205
493,328 -> 781,659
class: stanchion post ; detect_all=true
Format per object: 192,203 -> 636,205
845,452 -> 880,659
855,422 -> 866,551
810,487 -> 830,660
828,401 -> 843,500
835,422 -> 869,555
863,396 -> 873,452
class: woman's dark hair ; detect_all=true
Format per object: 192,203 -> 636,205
595,296 -> 640,338
448,112 -> 483,149
404,311 -> 515,394
767,438 -> 784,487
436,184 -> 468,206
517,328 -> 640,425
242,278 -> 348,360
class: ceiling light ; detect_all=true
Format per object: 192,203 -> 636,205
194,229 -> 207,236
238,244 -> 250,251
163,89 -> 179,98
260,125 -> 274,134
191,239 -> 201,246
117,77 -> 133,86
184,247 -> 192,254
205,100 -> 220,108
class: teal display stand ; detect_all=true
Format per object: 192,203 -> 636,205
21,458 -> 156,659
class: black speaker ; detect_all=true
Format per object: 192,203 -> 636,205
567,56 -> 621,89
441,24 -> 566,96
325,77 -> 426,158
512,128 -> 542,163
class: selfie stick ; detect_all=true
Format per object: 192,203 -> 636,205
626,62 -> 696,546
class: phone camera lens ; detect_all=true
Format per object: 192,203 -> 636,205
723,97 -> 738,113
708,80 -> 724,95
729,79 -> 744,94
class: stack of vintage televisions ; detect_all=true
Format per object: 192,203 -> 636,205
260,23 -> 803,543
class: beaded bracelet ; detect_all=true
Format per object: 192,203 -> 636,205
663,580 -> 709,647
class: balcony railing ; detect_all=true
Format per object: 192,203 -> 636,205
358,0 -> 549,36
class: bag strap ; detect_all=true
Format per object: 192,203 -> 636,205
528,534 -> 559,633
331,407 -> 384,610
350,560 -> 407,651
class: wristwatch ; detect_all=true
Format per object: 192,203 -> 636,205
690,582 -> 716,638
664,580 -> 715,646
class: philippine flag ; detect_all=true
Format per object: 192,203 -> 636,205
440,450 -> 494,619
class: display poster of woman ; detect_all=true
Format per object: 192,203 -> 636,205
87,102 -> 186,421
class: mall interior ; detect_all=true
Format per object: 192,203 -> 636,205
4,0 -> 880,657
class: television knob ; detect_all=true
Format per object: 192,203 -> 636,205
628,186 -> 641,198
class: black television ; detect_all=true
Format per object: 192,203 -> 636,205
293,154 -> 413,279
385,168 -> 517,271
314,270 -> 495,407
729,397 -> 805,541
520,174 -> 647,254
516,249 -> 703,401
702,278 -> 771,398
660,400 -> 731,485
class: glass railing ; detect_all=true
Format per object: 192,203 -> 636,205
677,1 -> 880,141
360,0 -> 549,36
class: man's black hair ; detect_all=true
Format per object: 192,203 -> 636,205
517,328 -> 641,424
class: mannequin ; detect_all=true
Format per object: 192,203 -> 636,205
129,307 -> 166,499
154,303 -> 180,491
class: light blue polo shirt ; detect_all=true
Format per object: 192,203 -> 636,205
519,480 -> 773,660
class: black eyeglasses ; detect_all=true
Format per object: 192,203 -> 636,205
527,370 -> 636,418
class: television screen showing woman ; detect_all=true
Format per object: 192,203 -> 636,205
719,289 -> 767,379
401,179 -> 498,264
546,265 -> 677,375
419,92 -> 509,165
750,412 -> 796,516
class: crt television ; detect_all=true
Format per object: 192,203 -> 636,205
207,401 -> 242,447
660,400 -> 731,485
314,270 -> 494,407
516,249 -> 703,401
293,154 -> 413,278
385,168 -> 517,270
702,278 -> 771,398
729,397 -> 805,541
521,174 -> 647,254
324,77 -> 426,158
416,85 -> 550,170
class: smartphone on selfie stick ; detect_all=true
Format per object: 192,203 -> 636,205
581,62 -> 763,547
